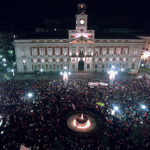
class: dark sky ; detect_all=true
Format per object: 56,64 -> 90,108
0,0 -> 150,31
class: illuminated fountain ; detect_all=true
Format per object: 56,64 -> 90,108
67,113 -> 96,133
73,114 -> 91,129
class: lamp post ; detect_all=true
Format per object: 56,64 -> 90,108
60,71 -> 71,84
11,69 -> 14,77
108,69 -> 117,86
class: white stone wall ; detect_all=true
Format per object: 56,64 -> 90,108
14,39 -> 145,73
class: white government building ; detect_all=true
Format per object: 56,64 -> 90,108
14,4 -> 145,73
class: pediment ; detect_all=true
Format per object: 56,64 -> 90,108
69,36 -> 95,44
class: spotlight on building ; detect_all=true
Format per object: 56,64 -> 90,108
27,93 -> 33,98
141,104 -> 146,110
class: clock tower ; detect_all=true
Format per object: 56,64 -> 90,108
68,3 -> 95,40
76,4 -> 88,32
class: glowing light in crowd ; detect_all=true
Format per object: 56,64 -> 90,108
141,51 -> 150,60
27,93 -> 33,98
114,106 -> 119,111
141,104 -> 146,110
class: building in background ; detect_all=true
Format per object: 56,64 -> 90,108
0,32 -> 14,61
14,4 -> 145,73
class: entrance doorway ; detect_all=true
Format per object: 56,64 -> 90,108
78,60 -> 84,71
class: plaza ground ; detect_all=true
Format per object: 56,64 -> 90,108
0,70 -> 149,81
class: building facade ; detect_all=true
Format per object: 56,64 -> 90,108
0,32 -> 14,54
14,5 -> 145,73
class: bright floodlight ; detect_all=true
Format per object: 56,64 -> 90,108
121,68 -> 124,72
60,72 -> 63,75
141,104 -> 146,109
40,69 -> 43,72
27,93 -> 33,98
3,63 -> 6,66
11,69 -> 14,72
112,66 -> 115,69
141,64 -> 144,67
64,66 -> 67,70
68,72 -> 71,75
114,106 -> 119,111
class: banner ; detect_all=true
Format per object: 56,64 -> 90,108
96,102 -> 105,107
88,82 -> 108,87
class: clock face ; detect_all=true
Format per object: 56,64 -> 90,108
80,19 -> 85,25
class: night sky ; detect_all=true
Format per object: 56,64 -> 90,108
0,0 -> 150,32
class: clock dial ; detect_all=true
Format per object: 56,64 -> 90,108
80,19 -> 85,25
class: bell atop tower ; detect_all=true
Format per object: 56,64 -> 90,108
78,3 -> 86,13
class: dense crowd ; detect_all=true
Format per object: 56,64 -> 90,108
0,77 -> 150,150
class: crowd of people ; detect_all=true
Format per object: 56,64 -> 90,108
0,77 -> 150,150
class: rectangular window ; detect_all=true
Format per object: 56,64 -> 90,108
63,48 -> 68,55
34,65 -> 37,71
21,50 -> 25,56
42,64 -> 45,71
102,48 -> 107,55
53,64 -> 56,70
49,64 -> 52,70
57,64 -> 59,70
87,64 -> 90,69
47,48 -> 53,56
23,65 -> 27,72
72,64 -> 75,69
109,48 -> 114,55
95,64 -> 98,69
72,48 -> 76,56
102,64 -> 105,69
87,48 -> 91,55
40,48 -> 45,56
55,48 -> 60,56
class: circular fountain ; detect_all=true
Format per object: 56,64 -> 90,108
67,113 -> 96,133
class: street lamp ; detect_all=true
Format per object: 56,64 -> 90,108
11,69 -> 14,77
64,66 -> 67,70
60,71 -> 71,82
121,68 -> 124,72
108,70 -> 117,80
40,69 -> 44,72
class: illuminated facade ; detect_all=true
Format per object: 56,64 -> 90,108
14,4 -> 145,73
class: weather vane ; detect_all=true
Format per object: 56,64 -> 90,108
78,3 -> 86,13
